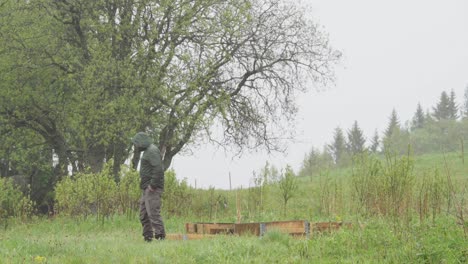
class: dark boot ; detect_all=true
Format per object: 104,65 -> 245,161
144,232 -> 153,242
155,234 -> 165,241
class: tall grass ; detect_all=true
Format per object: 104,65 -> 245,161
1,150 -> 468,262
1,215 -> 466,263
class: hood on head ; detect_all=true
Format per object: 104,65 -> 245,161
131,132 -> 153,149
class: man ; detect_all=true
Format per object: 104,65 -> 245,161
131,132 -> 166,242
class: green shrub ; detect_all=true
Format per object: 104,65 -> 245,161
163,169 -> 193,217
316,171 -> 344,218
0,177 -> 35,227
416,168 -> 447,224
117,165 -> 140,218
351,151 -> 415,219
279,165 -> 298,216
55,163 -> 197,220
55,162 -> 117,220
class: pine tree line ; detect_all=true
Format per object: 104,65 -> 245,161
299,87 -> 468,177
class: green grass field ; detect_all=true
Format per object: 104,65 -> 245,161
1,152 -> 467,263
0,215 -> 466,263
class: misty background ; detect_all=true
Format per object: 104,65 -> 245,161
171,0 -> 468,189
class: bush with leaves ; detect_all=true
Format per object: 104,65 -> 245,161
55,162 -> 200,219
351,151 -> 415,219
278,165 -> 298,216
163,169 -> 192,217
117,165 -> 140,218
55,162 -> 117,219
0,177 -> 35,227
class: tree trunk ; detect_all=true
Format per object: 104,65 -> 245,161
110,141 -> 128,182
85,144 -> 106,173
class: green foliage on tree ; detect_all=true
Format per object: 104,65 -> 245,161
369,129 -> 380,154
278,165 -> 298,216
411,102 -> 426,130
0,177 -> 35,226
462,86 -> 468,119
432,91 -> 451,121
448,89 -> 459,120
410,119 -> 468,154
299,146 -> 333,177
259,161 -> 280,185
384,109 -> 401,139
298,88 -> 468,175
328,127 -> 349,167
448,90 -> 460,120
382,109 -> 411,154
347,120 -> 366,155
0,0 -> 340,197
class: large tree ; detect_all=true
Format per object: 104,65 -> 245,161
347,120 -> 366,155
0,0 -> 340,181
432,91 -> 451,121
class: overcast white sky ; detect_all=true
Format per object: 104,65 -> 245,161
171,0 -> 468,189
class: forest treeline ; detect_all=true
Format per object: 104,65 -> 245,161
299,88 -> 468,177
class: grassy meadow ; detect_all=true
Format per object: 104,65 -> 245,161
1,151 -> 468,263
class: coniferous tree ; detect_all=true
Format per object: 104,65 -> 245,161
300,148 -> 320,177
384,109 -> 400,139
432,91 -> 450,121
411,102 -> 425,130
299,146 -> 333,177
328,127 -> 348,166
448,89 -> 459,120
347,120 -> 366,155
460,85 -> 468,119
463,85 -> 468,119
425,110 -> 434,124
369,129 -> 380,153
382,109 -> 409,153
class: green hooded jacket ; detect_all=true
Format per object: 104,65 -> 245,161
131,132 -> 165,190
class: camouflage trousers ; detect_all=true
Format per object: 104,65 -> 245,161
139,187 -> 165,239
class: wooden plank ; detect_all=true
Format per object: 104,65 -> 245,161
185,223 -> 235,234
189,221 -> 310,237
312,222 -> 352,233
234,223 -> 262,236
185,223 -> 196,234
265,220 -> 308,235
166,233 -> 218,240
184,220 -> 351,237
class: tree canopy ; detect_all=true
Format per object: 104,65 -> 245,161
430,90 -> 459,122
0,0 -> 340,183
